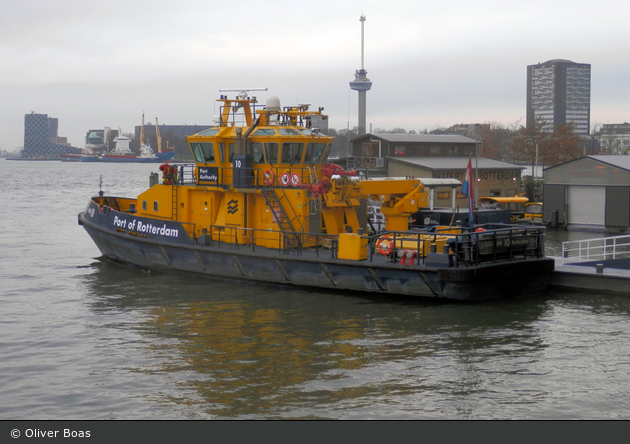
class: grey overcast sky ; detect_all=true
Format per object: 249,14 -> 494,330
2,0 -> 629,150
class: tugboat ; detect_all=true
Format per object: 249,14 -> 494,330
78,90 -> 554,301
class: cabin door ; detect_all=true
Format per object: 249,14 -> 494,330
359,142 -> 381,168
361,142 -> 380,157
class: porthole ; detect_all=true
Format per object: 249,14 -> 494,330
154,201 -> 159,211
142,200 -> 147,211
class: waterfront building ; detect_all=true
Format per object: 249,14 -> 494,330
526,59 -> 591,135
544,155 -> 630,232
348,133 -> 523,208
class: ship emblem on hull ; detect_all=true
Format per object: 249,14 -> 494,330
227,199 -> 239,214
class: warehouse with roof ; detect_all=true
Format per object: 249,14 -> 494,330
543,155 -> 630,233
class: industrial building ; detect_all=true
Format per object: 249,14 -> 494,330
543,155 -> 630,233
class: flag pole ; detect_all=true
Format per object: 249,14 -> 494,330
462,154 -> 474,228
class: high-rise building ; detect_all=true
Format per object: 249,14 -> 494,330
526,59 -> 591,135
22,112 -> 81,158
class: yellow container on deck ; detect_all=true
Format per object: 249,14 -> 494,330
338,233 -> 368,261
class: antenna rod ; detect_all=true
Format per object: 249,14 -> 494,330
360,15 -> 366,70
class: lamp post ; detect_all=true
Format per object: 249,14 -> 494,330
535,143 -> 538,178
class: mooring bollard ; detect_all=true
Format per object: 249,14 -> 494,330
595,263 -> 604,274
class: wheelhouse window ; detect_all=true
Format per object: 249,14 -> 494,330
253,128 -> 277,136
219,142 -> 225,163
197,128 -> 220,136
249,142 -> 265,164
228,143 -> 235,162
278,129 -> 302,135
264,142 -> 279,165
190,142 -> 215,163
281,142 -> 304,165
304,142 -> 327,165
219,142 -> 236,163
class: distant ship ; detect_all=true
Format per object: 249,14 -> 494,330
100,115 -> 174,163
61,149 -> 101,162
59,153 -> 82,162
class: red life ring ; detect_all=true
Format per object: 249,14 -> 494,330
376,236 -> 393,255
263,170 -> 275,186
475,227 -> 486,232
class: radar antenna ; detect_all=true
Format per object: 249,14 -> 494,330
219,88 -> 268,100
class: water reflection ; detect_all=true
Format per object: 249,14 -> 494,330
83,259 -> 558,418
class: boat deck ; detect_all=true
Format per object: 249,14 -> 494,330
194,224 -> 548,271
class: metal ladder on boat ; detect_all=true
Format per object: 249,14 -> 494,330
262,187 -> 303,249
171,183 -> 178,220
308,167 -> 322,215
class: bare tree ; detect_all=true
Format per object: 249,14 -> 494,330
509,117 -> 548,164
543,123 -> 582,166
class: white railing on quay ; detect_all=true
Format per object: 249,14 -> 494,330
562,234 -> 630,264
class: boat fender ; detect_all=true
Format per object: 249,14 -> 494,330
376,236 -> 392,255
263,170 -> 275,186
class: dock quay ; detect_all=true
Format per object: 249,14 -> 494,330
547,234 -> 630,295
549,257 -> 630,294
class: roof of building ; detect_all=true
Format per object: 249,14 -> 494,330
352,133 -> 476,144
386,156 -> 525,170
544,155 -> 630,172
586,155 -> 630,171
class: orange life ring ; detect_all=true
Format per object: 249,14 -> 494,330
263,170 -> 275,186
376,236 -> 393,255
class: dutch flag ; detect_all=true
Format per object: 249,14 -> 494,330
462,156 -> 474,227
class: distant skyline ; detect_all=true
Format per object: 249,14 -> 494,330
2,0 -> 630,151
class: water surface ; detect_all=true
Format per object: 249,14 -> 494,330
1,160 -> 628,419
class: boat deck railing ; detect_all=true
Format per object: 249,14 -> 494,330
199,223 -> 547,268
561,234 -> 630,264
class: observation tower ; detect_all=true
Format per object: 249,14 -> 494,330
349,15 -> 372,136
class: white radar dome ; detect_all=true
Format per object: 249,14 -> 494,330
266,96 -> 281,112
